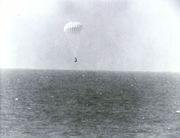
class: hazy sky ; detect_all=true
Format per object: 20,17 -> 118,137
1,0 -> 180,71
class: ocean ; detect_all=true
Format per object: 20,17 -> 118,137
1,69 -> 180,138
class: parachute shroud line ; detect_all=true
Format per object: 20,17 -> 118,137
64,22 -> 83,60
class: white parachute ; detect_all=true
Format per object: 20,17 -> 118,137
64,22 -> 83,62
64,22 -> 83,34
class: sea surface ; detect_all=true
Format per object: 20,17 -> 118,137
1,69 -> 180,138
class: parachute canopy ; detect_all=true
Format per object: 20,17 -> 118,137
64,22 -> 83,34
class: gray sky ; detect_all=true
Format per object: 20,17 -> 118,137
1,0 -> 180,71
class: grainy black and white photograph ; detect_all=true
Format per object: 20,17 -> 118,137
1,0 -> 180,137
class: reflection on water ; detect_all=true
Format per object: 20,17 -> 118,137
1,70 -> 180,138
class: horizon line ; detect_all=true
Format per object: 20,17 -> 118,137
1,67 -> 180,74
